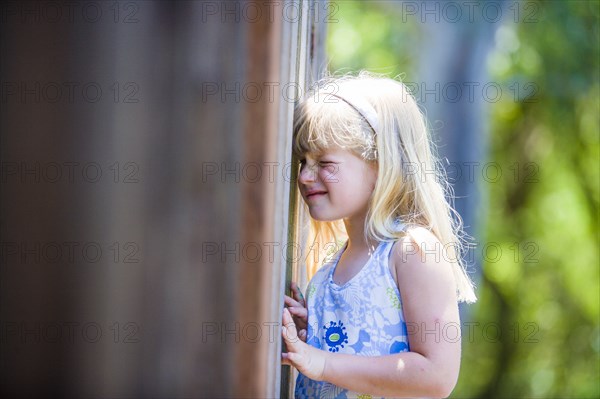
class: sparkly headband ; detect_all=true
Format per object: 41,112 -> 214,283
322,87 -> 380,160
324,88 -> 380,137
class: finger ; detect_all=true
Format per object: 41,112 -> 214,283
284,295 -> 301,308
299,329 -> 307,342
282,307 -> 295,330
282,309 -> 300,345
287,306 -> 307,320
291,282 -> 306,306
296,290 -> 306,307
288,308 -> 308,330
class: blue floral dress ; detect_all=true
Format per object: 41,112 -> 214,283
295,223 -> 411,398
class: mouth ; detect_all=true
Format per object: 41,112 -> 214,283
305,191 -> 328,199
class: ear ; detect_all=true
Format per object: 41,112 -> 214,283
369,163 -> 378,191
371,160 -> 379,176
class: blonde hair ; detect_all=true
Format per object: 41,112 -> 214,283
293,71 -> 477,303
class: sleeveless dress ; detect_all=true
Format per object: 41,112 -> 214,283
295,223 -> 411,399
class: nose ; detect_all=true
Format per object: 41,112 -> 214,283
298,161 -> 317,185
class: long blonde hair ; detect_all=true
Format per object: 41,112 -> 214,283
293,71 -> 477,303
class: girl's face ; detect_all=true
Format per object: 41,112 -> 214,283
298,147 -> 377,222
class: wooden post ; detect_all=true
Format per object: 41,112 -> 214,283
0,1 -> 327,397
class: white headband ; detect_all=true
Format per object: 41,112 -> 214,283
324,88 -> 380,137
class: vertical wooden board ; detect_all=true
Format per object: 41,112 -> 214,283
280,1 -> 330,397
0,1 -> 328,397
235,0 -> 280,396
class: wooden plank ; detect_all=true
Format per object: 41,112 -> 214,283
0,1 -> 327,397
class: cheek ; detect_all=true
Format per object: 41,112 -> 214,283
319,166 -> 339,185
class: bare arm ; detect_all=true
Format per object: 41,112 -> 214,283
282,229 -> 461,398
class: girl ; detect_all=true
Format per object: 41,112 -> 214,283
281,72 -> 477,398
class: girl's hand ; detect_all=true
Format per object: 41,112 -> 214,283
281,308 -> 327,381
284,281 -> 307,341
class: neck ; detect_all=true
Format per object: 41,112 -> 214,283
343,211 -> 378,253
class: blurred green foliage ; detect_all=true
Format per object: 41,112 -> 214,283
327,1 -> 599,397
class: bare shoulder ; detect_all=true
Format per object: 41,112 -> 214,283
390,227 -> 458,303
391,226 -> 449,269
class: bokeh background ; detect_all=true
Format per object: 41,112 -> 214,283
326,1 -> 599,397
1,1 -> 597,398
